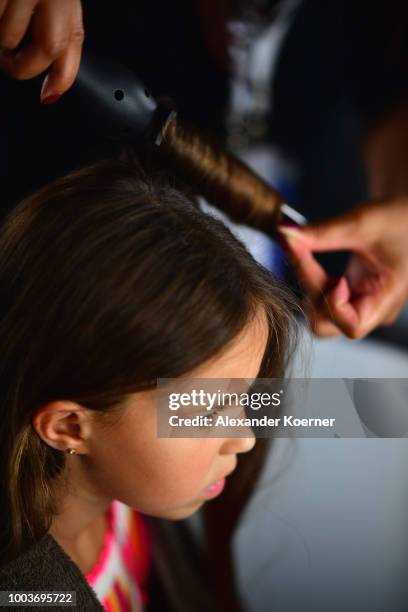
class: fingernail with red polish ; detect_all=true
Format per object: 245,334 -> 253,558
41,93 -> 62,106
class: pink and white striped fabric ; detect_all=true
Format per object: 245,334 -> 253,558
86,501 -> 151,611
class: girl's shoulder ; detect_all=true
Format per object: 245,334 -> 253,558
0,533 -> 103,611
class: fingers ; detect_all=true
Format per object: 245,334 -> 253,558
278,199 -> 408,339
40,40 -> 81,101
32,0 -> 74,61
0,0 -> 36,51
278,227 -> 345,337
0,1 -> 8,21
279,209 -> 363,253
0,0 -> 73,79
306,269 -> 406,339
0,0 -> 84,96
40,0 -> 84,98
278,226 -> 405,339
323,272 -> 405,339
277,226 -> 344,336
323,276 -> 361,337
304,275 -> 395,339
304,299 -> 343,338
278,229 -> 331,299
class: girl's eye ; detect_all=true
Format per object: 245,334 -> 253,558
196,408 -> 222,428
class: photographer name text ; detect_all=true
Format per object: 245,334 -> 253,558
168,414 -> 336,428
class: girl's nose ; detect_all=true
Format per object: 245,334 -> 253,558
220,432 -> 256,455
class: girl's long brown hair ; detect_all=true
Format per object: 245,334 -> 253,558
0,160 -> 298,610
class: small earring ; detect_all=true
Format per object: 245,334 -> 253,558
67,448 -> 77,455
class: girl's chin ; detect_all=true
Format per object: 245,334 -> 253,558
155,499 -> 206,521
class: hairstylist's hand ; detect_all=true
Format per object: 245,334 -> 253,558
0,0 -> 84,103
278,198 -> 408,339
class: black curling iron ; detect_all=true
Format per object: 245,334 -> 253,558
69,52 -> 175,147
67,50 -> 307,229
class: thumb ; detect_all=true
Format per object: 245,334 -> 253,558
40,38 -> 82,100
40,0 -> 84,100
278,211 -> 362,253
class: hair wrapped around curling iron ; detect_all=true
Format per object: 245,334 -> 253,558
159,116 -> 284,233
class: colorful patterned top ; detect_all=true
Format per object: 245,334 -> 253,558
86,501 -> 151,612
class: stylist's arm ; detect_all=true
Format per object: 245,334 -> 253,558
0,0 -> 84,103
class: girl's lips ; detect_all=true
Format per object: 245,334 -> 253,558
202,478 -> 226,499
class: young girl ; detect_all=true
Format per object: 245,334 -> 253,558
0,160 -> 297,611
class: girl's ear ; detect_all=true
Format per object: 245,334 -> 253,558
32,401 -> 93,455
